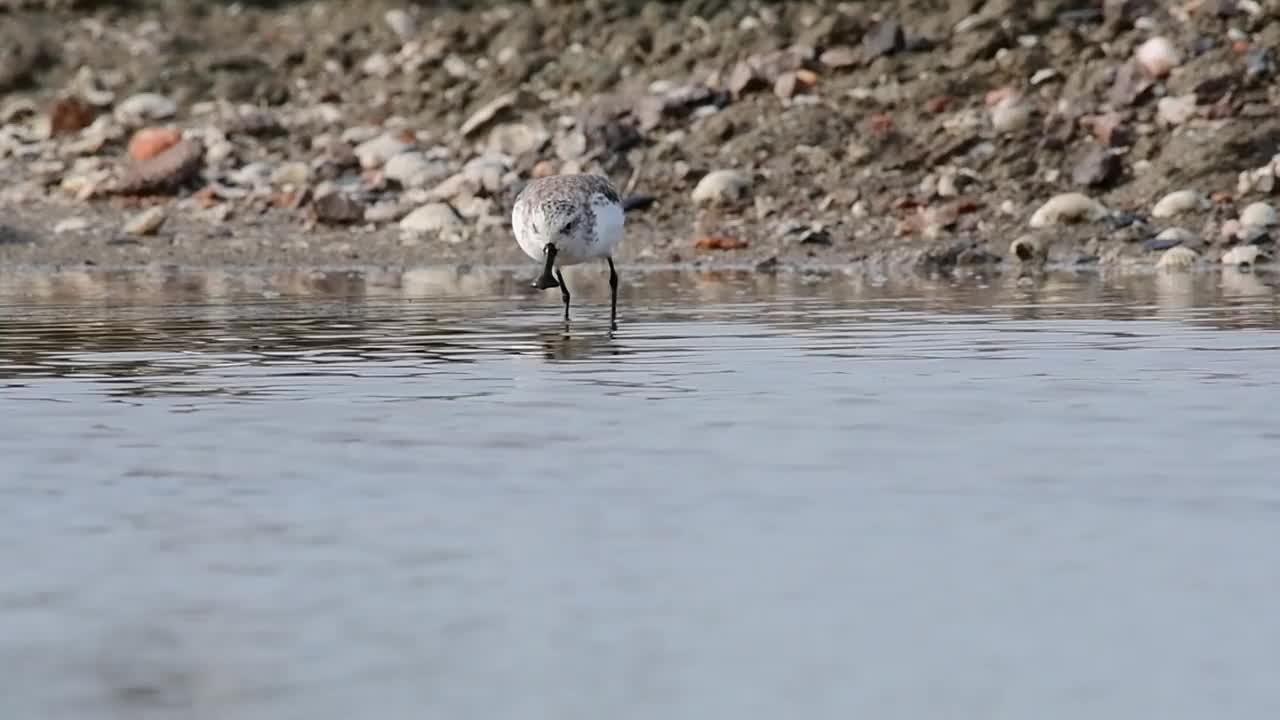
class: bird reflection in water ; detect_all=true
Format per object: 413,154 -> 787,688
533,326 -> 624,362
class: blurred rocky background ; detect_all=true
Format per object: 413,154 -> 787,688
2,0 -> 1279,272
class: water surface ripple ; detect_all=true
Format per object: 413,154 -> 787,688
1,268 -> 1278,719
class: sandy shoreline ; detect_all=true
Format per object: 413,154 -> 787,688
3,0 -> 1280,275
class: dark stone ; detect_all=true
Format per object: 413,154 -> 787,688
622,194 -> 657,212
312,192 -> 365,225
916,240 -> 997,270
1072,149 -> 1123,188
727,62 -> 764,97
1102,0 -> 1155,29
1209,0 -> 1239,16
904,35 -> 934,52
1142,236 -> 1182,252
1192,36 -> 1217,56
1104,211 -> 1143,230
115,140 -> 205,196
1058,9 -> 1104,24
1193,75 -> 1236,103
956,245 -> 1001,265
754,256 -> 780,273
799,229 -> 833,245
0,224 -> 35,245
589,121 -> 643,155
1241,226 -> 1273,244
0,21 -> 43,92
863,21 -> 905,59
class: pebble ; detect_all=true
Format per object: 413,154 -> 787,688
460,92 -> 517,137
361,53 -> 395,78
354,132 -> 413,169
1136,36 -> 1182,78
271,161 -> 310,188
1028,193 -> 1109,228
1244,47 -> 1273,80
1156,94 -> 1197,125
49,97 -> 95,135
487,122 -> 548,156
691,169 -> 751,205
990,97 -> 1032,134
384,9 -> 417,41
1148,227 -> 1198,250
1222,244 -> 1264,266
1072,149 -> 1122,188
1156,245 -> 1200,269
312,191 -> 365,225
863,20 -> 904,59
364,201 -> 410,223
400,202 -> 463,233
123,206 -> 167,236
1239,225 -> 1270,244
1008,234 -> 1048,263
71,67 -> 115,107
228,162 -> 274,189
54,217 -> 92,234
1152,190 -> 1211,218
462,155 -> 509,193
114,93 -> 177,125
341,126 -> 382,145
1239,201 -> 1277,228
384,151 -> 444,188
127,127 -> 181,161
115,139 -> 204,195
819,47 -> 858,69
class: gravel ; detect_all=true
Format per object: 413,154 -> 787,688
2,0 -> 1279,273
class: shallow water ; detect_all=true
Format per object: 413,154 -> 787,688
2,266 -> 1280,719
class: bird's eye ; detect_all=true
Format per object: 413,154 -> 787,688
561,220 -> 576,235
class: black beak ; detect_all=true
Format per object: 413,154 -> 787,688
534,243 -> 559,289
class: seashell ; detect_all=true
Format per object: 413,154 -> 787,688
1028,193 -> 1109,227
1152,189 -> 1210,218
1136,36 -> 1182,78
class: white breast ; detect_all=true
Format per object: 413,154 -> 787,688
511,199 -> 545,262
591,199 -> 624,257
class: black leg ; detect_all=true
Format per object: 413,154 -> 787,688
534,243 -> 560,289
555,267 -> 570,322
607,257 -> 618,331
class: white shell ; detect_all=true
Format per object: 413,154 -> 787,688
1239,201 -> 1277,228
114,93 -> 177,125
1156,245 -> 1199,269
1155,227 -> 1198,245
1222,245 -> 1263,266
1151,190 -> 1210,218
691,170 -> 751,205
355,132 -> 414,170
123,207 -> 167,236
990,97 -> 1032,134
400,202 -> 463,233
385,9 -> 417,41
1028,193 -> 1108,228
1136,36 -> 1182,78
384,152 -> 440,188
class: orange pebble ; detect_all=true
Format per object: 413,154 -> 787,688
127,127 -> 182,161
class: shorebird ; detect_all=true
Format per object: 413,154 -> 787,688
511,173 -> 624,330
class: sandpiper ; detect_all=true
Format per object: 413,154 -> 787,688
511,173 -> 624,330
